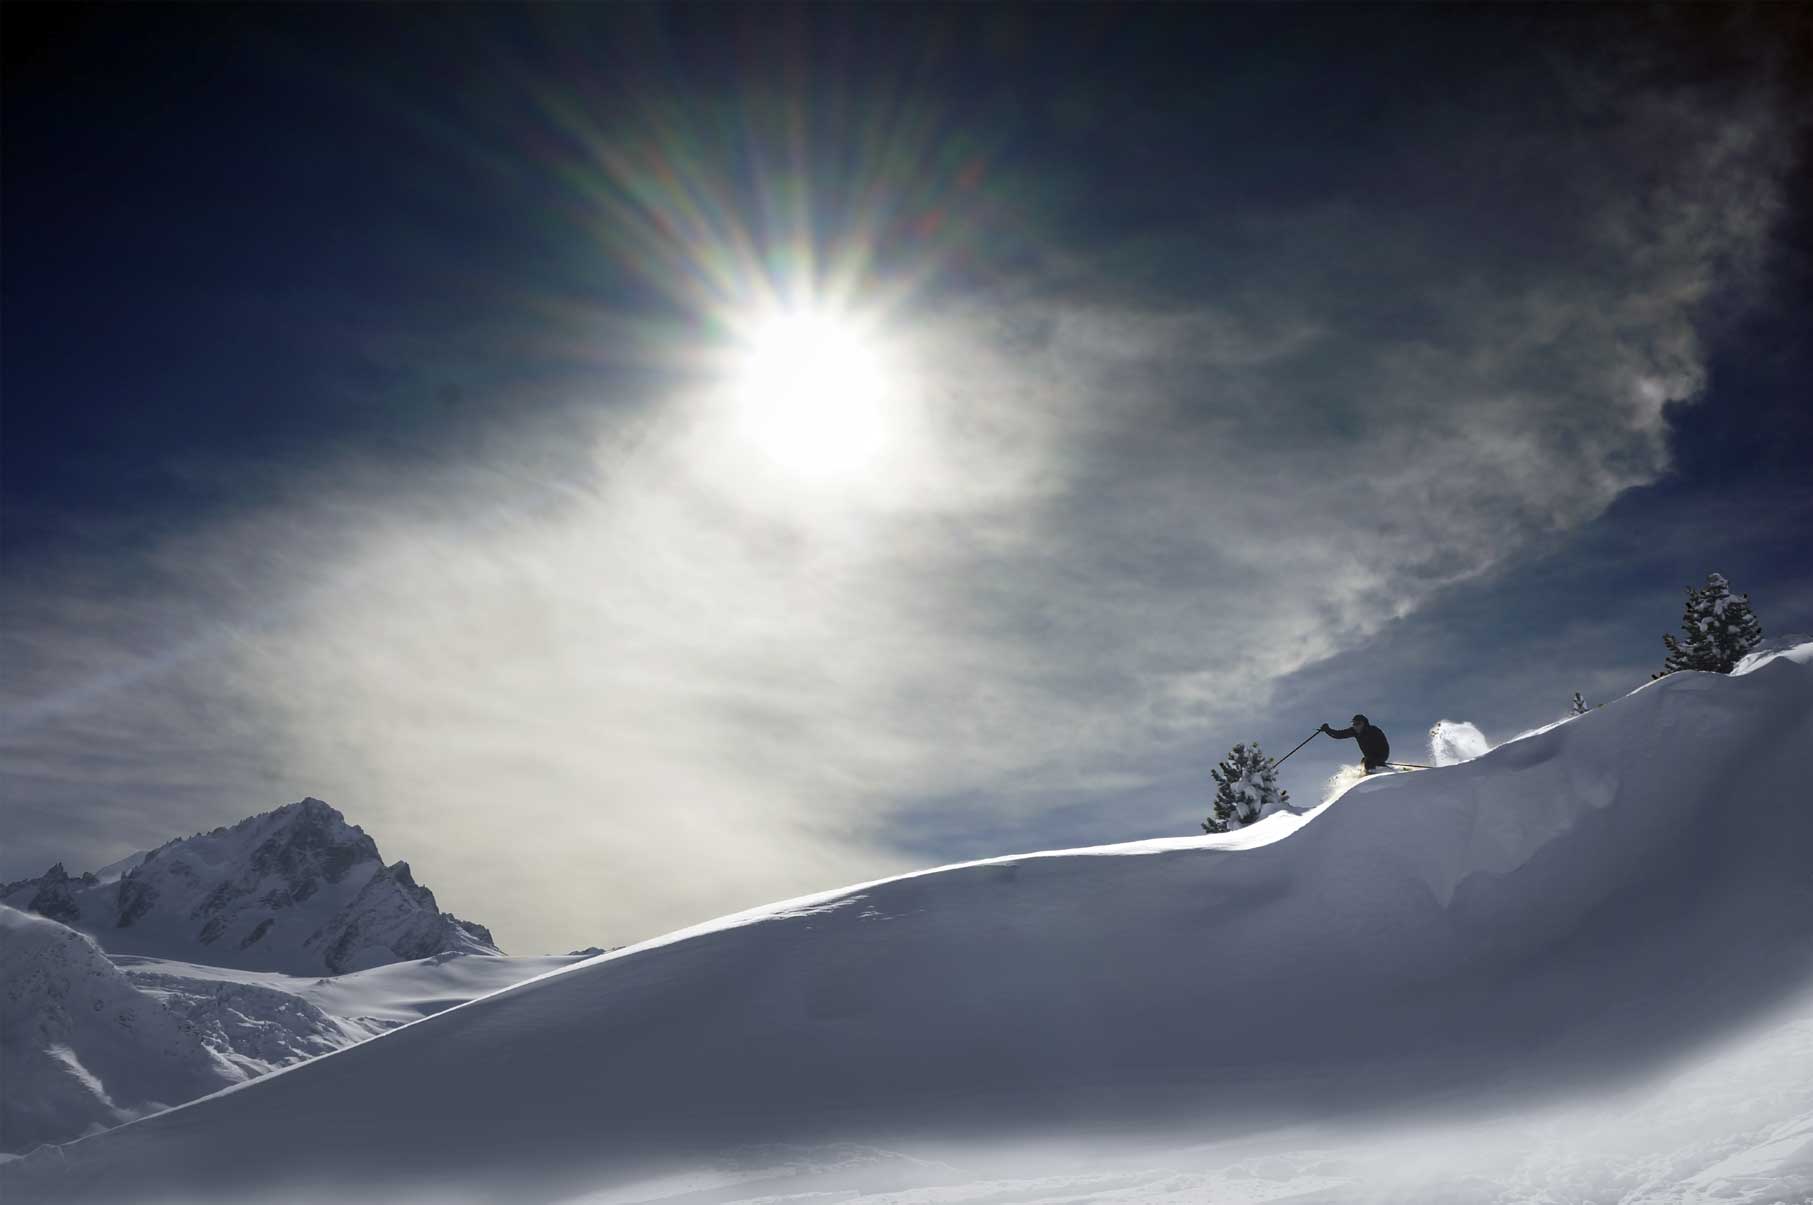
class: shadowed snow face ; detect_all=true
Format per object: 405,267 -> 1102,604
6,651 -> 1811,1204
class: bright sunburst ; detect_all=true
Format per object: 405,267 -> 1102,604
732,310 -> 890,481
515,70 -> 996,497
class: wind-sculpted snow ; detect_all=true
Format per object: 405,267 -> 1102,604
116,949 -> 590,1044
122,969 -> 361,1075
0,934 -> 588,1155
6,647 -> 1811,1203
0,908 -> 239,1156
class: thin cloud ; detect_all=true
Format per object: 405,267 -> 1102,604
2,39 -> 1797,953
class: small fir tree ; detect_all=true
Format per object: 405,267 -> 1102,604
1202,742 -> 1290,834
1570,691 -> 1587,716
1655,572 -> 1764,677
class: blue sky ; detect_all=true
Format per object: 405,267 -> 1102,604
5,5 -> 1810,953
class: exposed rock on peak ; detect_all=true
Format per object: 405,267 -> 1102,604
246,799 -> 380,886
17,862 -> 101,926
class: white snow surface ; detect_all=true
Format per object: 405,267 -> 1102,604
116,949 -> 588,1052
1733,632 -> 1813,677
0,908 -> 239,1157
0,921 -> 584,1155
6,645 -> 1813,1204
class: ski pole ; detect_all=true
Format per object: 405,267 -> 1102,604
1270,728 -> 1323,769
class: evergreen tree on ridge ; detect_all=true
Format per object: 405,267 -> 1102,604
1656,572 -> 1764,677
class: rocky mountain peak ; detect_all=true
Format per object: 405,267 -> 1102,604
2,798 -> 502,974
244,798 -> 381,886
24,863 -> 90,925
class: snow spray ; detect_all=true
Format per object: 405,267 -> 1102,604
1429,720 -> 1490,766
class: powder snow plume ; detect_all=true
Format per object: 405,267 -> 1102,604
1322,763 -> 1371,804
1429,720 -> 1490,766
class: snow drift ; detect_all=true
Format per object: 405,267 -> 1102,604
0,907 -> 585,1156
0,908 -> 238,1156
6,648 -> 1811,1203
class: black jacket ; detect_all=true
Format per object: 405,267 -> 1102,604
1327,723 -> 1390,769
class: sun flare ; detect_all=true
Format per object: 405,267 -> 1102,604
732,311 -> 889,480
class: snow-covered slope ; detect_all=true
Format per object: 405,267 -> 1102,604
0,908 -> 239,1157
0,798 -> 500,975
7,649 -> 1811,1204
115,950 -> 589,1074
0,914 -> 585,1155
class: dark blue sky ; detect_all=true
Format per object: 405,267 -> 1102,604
5,4 -> 1810,950
11,4 -> 1794,529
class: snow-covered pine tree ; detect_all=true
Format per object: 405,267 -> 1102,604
1655,572 -> 1764,677
1570,691 -> 1587,716
1202,742 -> 1290,834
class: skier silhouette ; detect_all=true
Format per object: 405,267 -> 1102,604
1322,715 -> 1391,772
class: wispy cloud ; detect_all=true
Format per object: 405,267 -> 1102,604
2,36 -> 1798,952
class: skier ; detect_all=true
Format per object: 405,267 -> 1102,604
1322,715 -> 1391,772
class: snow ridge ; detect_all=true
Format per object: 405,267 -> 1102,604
6,649 -> 1809,1204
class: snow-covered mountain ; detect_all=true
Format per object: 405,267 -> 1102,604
6,646 -> 1811,1204
1,798 -> 500,975
0,904 -> 587,1156
0,799 -> 579,1157
0,908 -> 240,1157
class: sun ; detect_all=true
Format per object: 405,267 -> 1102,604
732,310 -> 890,481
